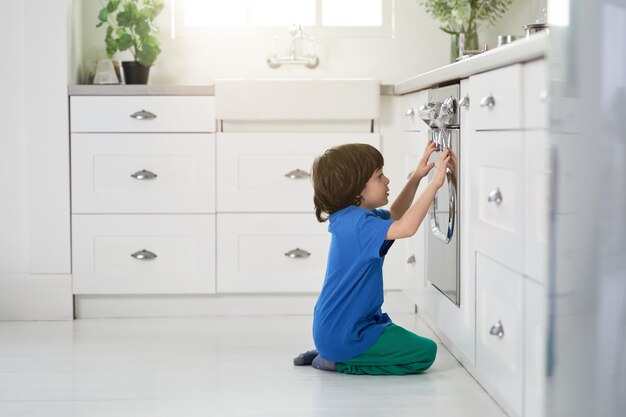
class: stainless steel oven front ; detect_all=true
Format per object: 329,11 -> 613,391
419,84 -> 460,306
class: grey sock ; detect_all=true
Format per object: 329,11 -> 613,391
293,349 -> 319,366
312,354 -> 336,371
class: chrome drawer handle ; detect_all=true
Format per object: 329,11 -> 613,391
487,188 -> 503,205
131,249 -> 157,261
480,95 -> 495,108
458,95 -> 470,107
405,107 -> 415,117
284,169 -> 310,179
406,254 -> 416,264
130,109 -> 157,120
131,169 -> 158,180
284,248 -> 311,259
489,320 -> 505,338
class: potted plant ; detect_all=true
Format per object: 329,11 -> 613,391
417,0 -> 513,62
97,0 -> 164,84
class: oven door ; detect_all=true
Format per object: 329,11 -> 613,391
426,128 -> 460,306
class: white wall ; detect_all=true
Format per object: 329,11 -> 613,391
0,0 -> 29,273
0,0 -> 73,321
79,0 -> 536,85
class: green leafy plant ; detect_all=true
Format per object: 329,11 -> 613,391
97,0 -> 164,67
417,0 -> 513,35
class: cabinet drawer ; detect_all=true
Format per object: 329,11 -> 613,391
71,134 -> 215,213
473,131 -> 524,273
401,90 -> 429,131
70,96 -> 215,132
523,59 -> 549,129
216,133 -> 380,212
470,64 -> 523,130
72,214 -> 215,294
216,213 -> 330,293
476,253 -> 523,416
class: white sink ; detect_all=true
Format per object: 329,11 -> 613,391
215,79 -> 380,121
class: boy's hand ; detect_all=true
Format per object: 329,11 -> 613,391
412,140 -> 437,179
431,149 -> 451,189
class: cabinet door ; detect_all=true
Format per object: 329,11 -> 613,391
72,214 -> 215,294
71,134 -> 215,213
216,213 -> 330,293
470,64 -> 523,130
476,253 -> 524,416
216,133 -> 379,212
473,131 -> 524,273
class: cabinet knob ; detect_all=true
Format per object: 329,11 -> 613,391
480,95 -> 495,108
405,107 -> 415,117
284,169 -> 310,179
131,169 -> 158,180
130,109 -> 157,120
284,248 -> 311,259
458,95 -> 470,107
487,188 -> 503,205
131,249 -> 157,261
489,320 -> 505,338
406,254 -> 416,264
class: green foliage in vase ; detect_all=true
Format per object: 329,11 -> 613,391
417,0 -> 513,35
96,0 -> 164,67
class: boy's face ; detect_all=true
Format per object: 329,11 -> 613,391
359,167 -> 390,209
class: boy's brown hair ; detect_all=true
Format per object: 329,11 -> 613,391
311,143 -> 384,222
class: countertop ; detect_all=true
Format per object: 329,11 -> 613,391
68,32 -> 548,97
394,31 -> 550,95
68,84 -> 215,96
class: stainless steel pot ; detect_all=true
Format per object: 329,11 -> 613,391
523,23 -> 549,38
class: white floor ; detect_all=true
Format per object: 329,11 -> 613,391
0,314 -> 507,417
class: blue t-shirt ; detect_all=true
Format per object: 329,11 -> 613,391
312,205 -> 395,363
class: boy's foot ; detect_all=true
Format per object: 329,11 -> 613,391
293,349 -> 319,366
312,354 -> 336,371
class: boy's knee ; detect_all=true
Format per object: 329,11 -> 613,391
422,337 -> 438,363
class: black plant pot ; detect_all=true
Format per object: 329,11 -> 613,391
122,61 -> 151,84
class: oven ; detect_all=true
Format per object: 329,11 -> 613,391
419,84 -> 460,306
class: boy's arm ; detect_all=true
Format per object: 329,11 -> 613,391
386,150 -> 450,240
389,175 -> 422,220
389,140 -> 436,220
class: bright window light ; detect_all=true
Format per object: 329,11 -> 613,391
250,0 -> 315,26
321,0 -> 382,27
183,0 -> 246,27
547,0 -> 569,26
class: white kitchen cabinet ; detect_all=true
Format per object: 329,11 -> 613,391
473,130 -> 525,273
70,95 -> 216,295
216,213 -> 330,293
72,214 -> 215,294
524,130 -> 551,284
216,133 -> 379,212
401,89 -> 429,131
476,252 -> 524,417
523,59 -> 550,130
70,96 -> 215,132
524,277 -> 547,417
71,133 -> 215,213
470,64 -> 523,130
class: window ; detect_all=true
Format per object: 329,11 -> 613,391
171,0 -> 393,37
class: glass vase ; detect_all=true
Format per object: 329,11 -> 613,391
451,31 -> 479,62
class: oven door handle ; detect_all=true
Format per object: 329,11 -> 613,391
429,167 -> 457,244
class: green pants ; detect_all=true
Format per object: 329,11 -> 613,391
335,324 -> 437,376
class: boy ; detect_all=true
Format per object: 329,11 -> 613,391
294,141 -> 450,375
